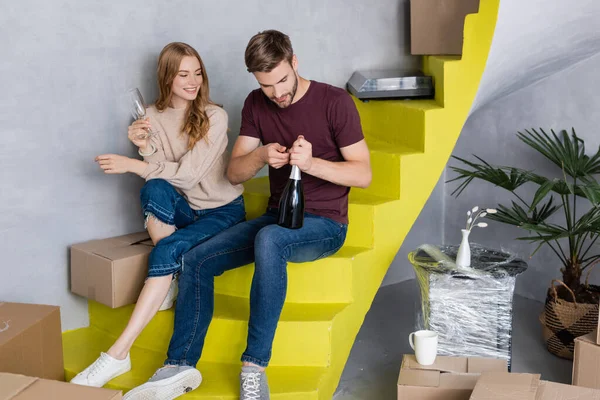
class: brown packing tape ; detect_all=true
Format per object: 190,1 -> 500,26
86,252 -> 97,302
82,251 -> 114,307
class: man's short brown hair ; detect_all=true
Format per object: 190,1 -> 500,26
245,30 -> 294,73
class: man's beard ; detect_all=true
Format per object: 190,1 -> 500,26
271,74 -> 298,108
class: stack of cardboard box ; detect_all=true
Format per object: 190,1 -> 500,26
398,306 -> 600,400
0,230 -> 151,398
0,302 -> 121,399
397,351 -> 600,400
397,354 -> 507,399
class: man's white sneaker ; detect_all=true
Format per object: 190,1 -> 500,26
123,365 -> 201,399
70,352 -> 131,387
159,278 -> 178,311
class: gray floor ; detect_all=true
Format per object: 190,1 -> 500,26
333,279 -> 573,399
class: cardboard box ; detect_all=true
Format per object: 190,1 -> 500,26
0,303 -> 64,381
0,372 -> 121,399
397,354 -> 507,399
410,0 -> 480,55
597,308 -> 600,345
70,232 -> 154,308
470,372 -> 600,399
573,330 -> 600,389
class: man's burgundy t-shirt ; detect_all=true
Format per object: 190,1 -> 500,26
239,80 -> 364,224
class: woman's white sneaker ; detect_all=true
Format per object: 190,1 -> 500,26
159,278 -> 178,311
70,352 -> 131,387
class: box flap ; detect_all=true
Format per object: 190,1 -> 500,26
470,372 -> 540,400
98,244 -> 153,261
70,238 -> 125,256
12,378 -> 122,399
113,232 -> 151,245
398,368 -> 441,388
0,303 -> 59,347
403,355 -> 468,373
398,355 -> 479,388
71,232 -> 152,261
537,380 -> 600,399
0,373 -> 37,400
575,331 -> 598,346
467,357 -> 508,373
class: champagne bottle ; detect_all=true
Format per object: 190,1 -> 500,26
277,165 -> 305,229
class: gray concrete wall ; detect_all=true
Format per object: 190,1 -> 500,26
0,0 -> 417,331
445,53 -> 600,301
385,0 -> 600,294
471,0 -> 600,114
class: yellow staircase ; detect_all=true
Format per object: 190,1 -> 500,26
63,1 -> 500,398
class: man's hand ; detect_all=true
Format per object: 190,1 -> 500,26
261,143 -> 290,169
95,154 -> 146,175
290,135 -> 313,172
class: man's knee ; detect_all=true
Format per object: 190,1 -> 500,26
254,225 -> 289,262
255,225 -> 281,249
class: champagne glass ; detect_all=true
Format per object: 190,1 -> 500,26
127,88 -> 156,139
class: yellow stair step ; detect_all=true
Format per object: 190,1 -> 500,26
212,294 -> 349,322
423,55 -> 461,106
353,137 -> 422,201
85,299 -> 345,366
353,97 -> 442,151
214,246 -> 369,302
63,330 -> 323,399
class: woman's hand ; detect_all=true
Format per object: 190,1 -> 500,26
128,118 -> 152,150
95,154 -> 147,175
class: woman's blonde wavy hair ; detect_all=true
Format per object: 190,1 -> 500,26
155,42 -> 215,149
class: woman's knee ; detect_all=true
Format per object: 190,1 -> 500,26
140,179 -> 174,204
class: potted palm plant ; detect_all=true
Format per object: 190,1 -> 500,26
448,128 -> 600,359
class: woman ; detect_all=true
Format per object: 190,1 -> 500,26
71,42 -> 245,390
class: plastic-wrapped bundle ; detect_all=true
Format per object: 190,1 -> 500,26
409,243 -> 527,371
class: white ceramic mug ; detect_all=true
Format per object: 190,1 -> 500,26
409,330 -> 438,365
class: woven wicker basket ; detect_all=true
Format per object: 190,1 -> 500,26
539,280 -> 599,359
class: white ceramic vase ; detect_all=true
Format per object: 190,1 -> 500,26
456,229 -> 471,268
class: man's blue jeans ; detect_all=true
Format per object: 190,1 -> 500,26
140,179 -> 246,278
165,209 -> 348,368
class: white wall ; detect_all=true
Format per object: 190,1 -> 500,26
0,0 -> 418,331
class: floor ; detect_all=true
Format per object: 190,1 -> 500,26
333,279 -> 573,399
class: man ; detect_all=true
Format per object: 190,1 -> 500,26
124,30 -> 371,400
